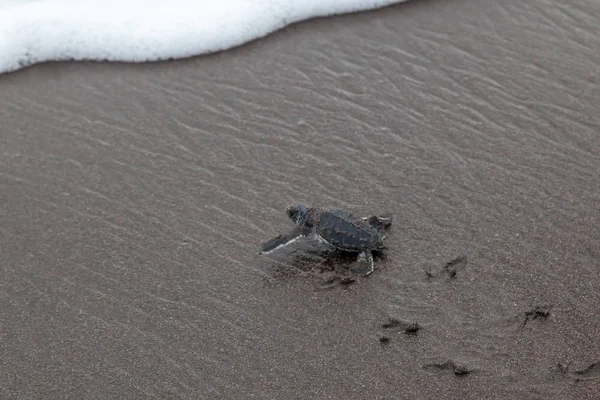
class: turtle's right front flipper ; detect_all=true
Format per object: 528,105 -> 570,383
260,227 -> 309,254
363,215 -> 392,234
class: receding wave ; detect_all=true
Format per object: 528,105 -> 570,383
0,0 -> 409,75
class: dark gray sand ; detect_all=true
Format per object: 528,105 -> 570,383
1,0 -> 599,398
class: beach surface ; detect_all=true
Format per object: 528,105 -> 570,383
1,0 -> 599,398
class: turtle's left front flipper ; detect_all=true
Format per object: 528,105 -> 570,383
351,251 -> 374,276
260,226 -> 309,254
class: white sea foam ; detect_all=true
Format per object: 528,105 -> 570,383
0,0 -> 408,75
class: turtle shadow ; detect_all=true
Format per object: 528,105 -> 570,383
314,249 -> 389,289
259,241 -> 389,289
320,248 -> 388,272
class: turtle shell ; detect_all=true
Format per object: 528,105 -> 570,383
316,208 -> 383,252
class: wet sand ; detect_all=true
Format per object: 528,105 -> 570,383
1,0 -> 599,398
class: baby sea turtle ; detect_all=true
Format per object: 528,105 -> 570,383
260,204 -> 392,276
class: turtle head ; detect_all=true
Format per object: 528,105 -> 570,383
286,204 -> 310,226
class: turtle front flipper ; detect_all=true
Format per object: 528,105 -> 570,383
363,215 -> 392,236
351,251 -> 374,276
260,227 -> 309,254
364,215 -> 392,231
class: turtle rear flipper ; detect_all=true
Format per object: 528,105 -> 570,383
350,251 -> 374,277
260,226 -> 309,254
